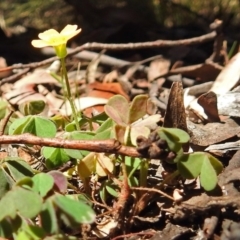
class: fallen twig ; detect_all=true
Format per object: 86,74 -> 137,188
1,30 -> 216,83
0,133 -> 142,157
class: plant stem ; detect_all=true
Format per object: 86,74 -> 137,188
158,170 -> 180,189
60,58 -> 80,131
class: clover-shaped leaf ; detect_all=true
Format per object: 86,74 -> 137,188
128,95 -> 148,124
161,128 -> 190,143
32,173 -> 54,197
19,100 -> 46,116
104,95 -> 129,126
0,186 -> 42,221
94,118 -> 115,140
42,147 -> 70,169
158,128 -> 182,153
177,152 -> 223,191
9,116 -> 56,138
54,194 -> 95,224
200,157 -> 218,191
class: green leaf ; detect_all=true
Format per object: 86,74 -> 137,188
12,187 -> 42,218
5,159 -> 34,181
207,153 -> 223,175
32,173 -> 54,197
19,100 -> 46,115
0,187 -> 42,220
99,181 -> 107,202
42,147 -> 70,169
105,181 -> 119,198
0,216 -> 22,238
104,95 -> 129,126
9,116 -> 56,138
40,199 -> 59,234
65,117 -> 89,132
125,156 -> 141,176
64,131 -> 95,158
200,157 -> 219,191
158,128 -> 182,152
128,95 -> 148,124
0,192 -> 16,220
0,168 -> 10,198
9,116 -> 32,135
177,153 -> 202,179
51,114 -> 68,129
23,116 -> 56,137
94,118 -> 114,140
139,159 -> 148,187
54,195 -> 96,224
17,225 -> 46,240
64,149 -> 84,159
128,176 -> 139,187
1,168 -> 15,187
95,117 -> 113,133
90,111 -> 109,124
67,194 -> 92,206
178,152 -> 223,191
161,127 -> 190,143
15,177 -> 33,188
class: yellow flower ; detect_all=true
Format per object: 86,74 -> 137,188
31,24 -> 81,58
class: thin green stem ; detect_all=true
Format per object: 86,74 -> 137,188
60,58 -> 80,131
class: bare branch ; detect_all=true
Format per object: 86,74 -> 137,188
0,133 -> 142,158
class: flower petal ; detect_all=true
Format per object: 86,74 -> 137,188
31,40 -> 50,48
60,24 -> 81,41
64,29 -> 81,41
60,25 -> 78,35
39,29 -> 60,41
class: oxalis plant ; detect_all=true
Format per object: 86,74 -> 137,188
104,94 -> 223,192
0,24 -> 223,238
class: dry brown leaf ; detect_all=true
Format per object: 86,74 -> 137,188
169,62 -> 222,82
148,57 -> 170,82
188,119 -> 240,147
210,52 -> 240,94
197,91 -> 220,122
62,97 -> 108,115
14,69 -> 60,88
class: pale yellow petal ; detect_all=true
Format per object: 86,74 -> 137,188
60,24 -> 81,41
39,29 -> 60,41
31,40 -> 50,48
60,24 -> 78,35
64,29 -> 81,41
